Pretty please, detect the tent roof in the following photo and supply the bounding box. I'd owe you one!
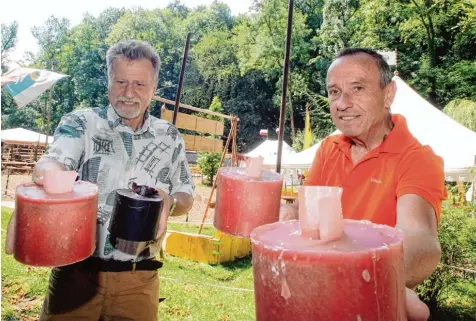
[1,128,54,145]
[391,76,476,180]
[245,139,297,166]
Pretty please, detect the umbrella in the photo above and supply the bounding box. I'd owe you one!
[1,67,68,107]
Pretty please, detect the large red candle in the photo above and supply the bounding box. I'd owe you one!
[214,167,283,238]
[14,181,99,267]
[250,220,406,321]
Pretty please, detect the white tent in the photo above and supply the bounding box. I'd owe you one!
[280,77,476,182]
[284,141,322,168]
[391,77,476,181]
[245,139,297,167]
[1,128,54,145]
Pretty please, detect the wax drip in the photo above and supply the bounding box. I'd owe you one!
[372,251,381,320]
[281,278,291,300]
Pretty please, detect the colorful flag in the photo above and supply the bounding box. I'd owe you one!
[1,68,68,107]
[303,103,313,150]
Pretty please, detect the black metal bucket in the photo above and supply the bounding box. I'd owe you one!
[108,189,164,255]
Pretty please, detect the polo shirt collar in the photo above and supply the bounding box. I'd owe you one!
[106,105,156,136]
[331,114,416,154]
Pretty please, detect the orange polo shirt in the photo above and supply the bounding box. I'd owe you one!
[305,114,447,227]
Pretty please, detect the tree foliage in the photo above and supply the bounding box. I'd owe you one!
[1,0,474,151]
[443,99,476,132]
[197,152,221,185]
[1,21,19,72]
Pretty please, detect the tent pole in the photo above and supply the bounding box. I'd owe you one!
[172,32,191,125]
[276,0,294,173]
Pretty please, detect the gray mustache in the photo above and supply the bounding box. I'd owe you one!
[117,97,140,103]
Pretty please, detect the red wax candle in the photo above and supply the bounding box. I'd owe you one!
[251,220,406,321]
[14,181,99,267]
[214,167,283,238]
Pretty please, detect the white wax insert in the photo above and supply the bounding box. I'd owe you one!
[298,186,343,242]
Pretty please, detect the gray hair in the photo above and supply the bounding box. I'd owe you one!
[106,40,161,87]
[335,48,392,88]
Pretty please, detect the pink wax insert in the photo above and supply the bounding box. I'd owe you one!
[251,220,406,321]
[245,156,264,178]
[214,167,283,238]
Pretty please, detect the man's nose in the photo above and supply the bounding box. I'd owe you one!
[336,91,352,111]
[124,83,135,98]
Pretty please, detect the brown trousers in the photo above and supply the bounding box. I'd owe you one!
[39,263,159,321]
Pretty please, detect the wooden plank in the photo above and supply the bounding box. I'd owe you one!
[183,134,196,150]
[216,121,224,136]
[195,136,223,153]
[153,96,234,120]
[162,108,224,136]
[215,139,224,153]
[196,117,224,136]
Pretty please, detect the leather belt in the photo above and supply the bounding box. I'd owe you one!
[80,256,163,272]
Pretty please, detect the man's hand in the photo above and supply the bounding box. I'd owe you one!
[5,209,17,255]
[406,287,430,321]
[33,158,66,185]
[279,203,299,221]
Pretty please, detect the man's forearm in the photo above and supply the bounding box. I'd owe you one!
[403,231,441,288]
[170,192,194,216]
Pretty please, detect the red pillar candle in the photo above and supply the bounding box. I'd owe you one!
[250,220,406,321]
[14,181,99,267]
[214,166,283,238]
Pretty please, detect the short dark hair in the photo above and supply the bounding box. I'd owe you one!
[335,48,392,88]
[106,40,161,88]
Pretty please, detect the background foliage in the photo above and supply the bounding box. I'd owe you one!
[1,0,475,151]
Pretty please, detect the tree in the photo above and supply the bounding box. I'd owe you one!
[318,0,361,57]
[292,129,320,152]
[225,70,279,151]
[1,21,19,72]
[443,99,476,132]
[207,96,224,121]
[197,152,221,185]
[234,0,311,139]
[2,107,41,131]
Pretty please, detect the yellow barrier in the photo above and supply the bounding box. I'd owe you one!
[165,230,251,264]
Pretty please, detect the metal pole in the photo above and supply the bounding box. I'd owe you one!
[276,0,294,173]
[173,32,191,125]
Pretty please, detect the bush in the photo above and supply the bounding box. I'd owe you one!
[197,152,221,186]
[416,204,476,313]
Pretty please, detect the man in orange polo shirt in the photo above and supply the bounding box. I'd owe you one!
[280,48,446,321]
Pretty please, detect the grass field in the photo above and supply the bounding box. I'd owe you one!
[2,207,475,321]
[1,207,255,321]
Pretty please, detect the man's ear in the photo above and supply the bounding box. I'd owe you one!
[384,80,397,111]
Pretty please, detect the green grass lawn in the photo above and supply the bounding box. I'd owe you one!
[1,207,255,321]
[2,207,475,321]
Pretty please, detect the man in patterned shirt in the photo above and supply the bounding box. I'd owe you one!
[6,40,195,320]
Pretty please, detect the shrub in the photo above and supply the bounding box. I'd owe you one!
[197,152,221,186]
[416,204,476,312]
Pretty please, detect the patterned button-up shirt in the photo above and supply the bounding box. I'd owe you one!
[43,105,195,261]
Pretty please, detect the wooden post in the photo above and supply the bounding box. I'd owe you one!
[5,168,10,195]
[276,0,294,173]
[472,155,476,204]
[173,32,191,125]
[394,48,399,77]
[198,118,237,234]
